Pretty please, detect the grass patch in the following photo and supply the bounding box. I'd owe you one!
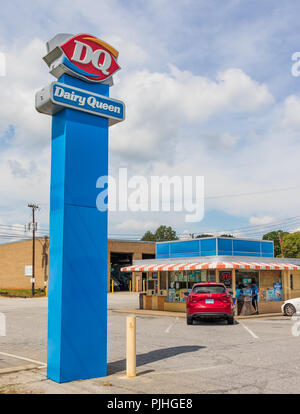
[0,289,46,298]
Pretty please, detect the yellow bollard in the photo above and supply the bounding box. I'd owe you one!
[111,279,114,294]
[143,279,145,293]
[126,316,136,378]
[129,280,132,292]
[136,279,139,293]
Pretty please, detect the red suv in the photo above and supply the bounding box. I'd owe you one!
[186,283,234,325]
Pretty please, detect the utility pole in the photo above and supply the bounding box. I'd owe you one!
[27,204,39,296]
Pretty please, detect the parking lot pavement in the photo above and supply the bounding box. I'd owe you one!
[1,294,300,393]
[108,292,140,310]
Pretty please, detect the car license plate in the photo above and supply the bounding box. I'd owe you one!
[205,299,214,304]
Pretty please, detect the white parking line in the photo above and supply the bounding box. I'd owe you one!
[240,322,259,339]
[0,351,46,367]
[165,317,180,333]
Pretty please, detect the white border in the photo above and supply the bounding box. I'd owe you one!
[50,81,125,122]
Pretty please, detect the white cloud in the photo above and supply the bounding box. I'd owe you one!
[111,66,273,160]
[0,3,299,239]
[0,38,53,234]
[249,216,275,226]
[113,219,159,232]
[105,35,150,70]
[0,38,51,152]
[280,95,300,129]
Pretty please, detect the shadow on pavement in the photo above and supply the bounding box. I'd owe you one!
[193,319,240,326]
[108,345,204,375]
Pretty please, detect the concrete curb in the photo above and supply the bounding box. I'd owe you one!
[113,309,283,320]
[236,312,283,319]
[113,309,186,318]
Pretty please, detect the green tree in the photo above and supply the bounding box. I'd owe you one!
[141,231,156,241]
[262,230,289,257]
[195,234,213,238]
[281,232,300,258]
[220,234,235,238]
[141,225,179,241]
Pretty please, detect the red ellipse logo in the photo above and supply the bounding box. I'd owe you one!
[60,34,120,82]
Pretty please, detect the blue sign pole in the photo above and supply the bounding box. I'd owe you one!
[36,33,124,383]
[47,74,109,382]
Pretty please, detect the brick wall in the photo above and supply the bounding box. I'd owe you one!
[0,238,48,290]
[288,270,300,299]
[0,239,154,291]
[259,270,281,288]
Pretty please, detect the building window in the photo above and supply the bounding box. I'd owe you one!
[290,274,294,290]
[208,270,216,282]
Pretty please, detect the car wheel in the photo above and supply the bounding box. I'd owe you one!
[227,315,234,325]
[187,315,193,325]
[284,303,296,316]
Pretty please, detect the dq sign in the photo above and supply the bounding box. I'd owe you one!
[36,34,125,383]
[36,34,125,124]
[43,33,120,84]
[60,34,120,82]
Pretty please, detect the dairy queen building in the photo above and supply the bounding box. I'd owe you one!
[121,236,300,315]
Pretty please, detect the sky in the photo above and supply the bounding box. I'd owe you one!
[1,0,300,242]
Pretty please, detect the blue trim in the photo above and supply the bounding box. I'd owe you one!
[62,56,100,78]
[156,237,274,259]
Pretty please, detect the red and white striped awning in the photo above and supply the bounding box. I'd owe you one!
[121,262,300,272]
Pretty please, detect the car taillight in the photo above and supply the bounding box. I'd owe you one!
[189,294,199,303]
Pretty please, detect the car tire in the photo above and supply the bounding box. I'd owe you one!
[187,315,193,325]
[284,303,296,316]
[227,315,234,325]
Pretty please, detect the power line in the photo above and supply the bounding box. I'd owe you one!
[205,185,300,200]
[231,220,300,236]
[192,215,300,237]
[0,223,49,233]
[1,212,300,242]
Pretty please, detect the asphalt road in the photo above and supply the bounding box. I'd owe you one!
[0,293,300,393]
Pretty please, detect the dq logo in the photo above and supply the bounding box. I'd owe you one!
[60,34,120,82]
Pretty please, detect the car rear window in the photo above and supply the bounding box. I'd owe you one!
[192,285,226,294]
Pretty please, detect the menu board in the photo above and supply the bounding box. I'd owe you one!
[258,285,282,302]
[273,283,283,301]
[173,271,184,282]
[266,288,275,302]
[168,288,175,302]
